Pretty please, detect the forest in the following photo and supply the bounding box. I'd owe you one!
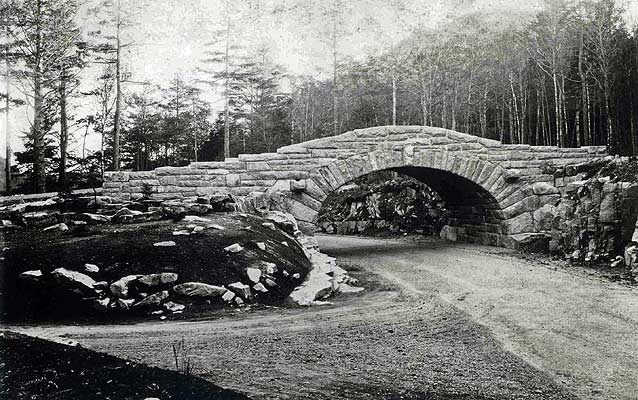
[1,0,638,194]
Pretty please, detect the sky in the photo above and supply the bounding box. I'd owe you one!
[2,0,638,157]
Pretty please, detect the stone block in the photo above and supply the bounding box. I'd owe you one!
[226,174,240,187]
[290,179,307,193]
[246,161,272,171]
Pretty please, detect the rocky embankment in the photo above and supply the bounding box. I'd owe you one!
[317,175,447,236]
[0,193,361,321]
[504,157,638,281]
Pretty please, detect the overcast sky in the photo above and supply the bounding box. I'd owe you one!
[3,0,638,156]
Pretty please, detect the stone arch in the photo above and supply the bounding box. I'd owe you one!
[290,149,511,246]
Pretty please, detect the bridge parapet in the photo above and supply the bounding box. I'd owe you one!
[103,126,608,247]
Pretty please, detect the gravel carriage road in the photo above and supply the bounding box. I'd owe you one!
[9,235,638,400]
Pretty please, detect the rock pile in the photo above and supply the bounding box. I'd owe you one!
[5,189,362,319]
[0,193,239,231]
[516,157,638,282]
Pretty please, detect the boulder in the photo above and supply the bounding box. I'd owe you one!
[117,298,136,309]
[224,243,243,253]
[153,241,176,247]
[110,275,142,298]
[1,219,16,229]
[532,182,560,196]
[208,224,225,230]
[262,222,276,231]
[624,244,638,275]
[264,278,277,288]
[163,301,186,313]
[80,213,111,224]
[187,203,212,214]
[84,263,100,273]
[253,282,268,293]
[288,269,334,306]
[23,212,58,227]
[93,297,110,310]
[134,290,170,308]
[611,256,624,268]
[136,273,179,288]
[439,225,457,241]
[19,270,43,282]
[533,204,557,232]
[631,220,638,243]
[256,242,266,251]
[113,207,142,217]
[182,215,213,223]
[222,290,236,302]
[246,267,261,283]
[173,282,226,298]
[51,268,97,296]
[234,297,244,306]
[228,282,252,299]
[264,211,298,235]
[43,223,69,232]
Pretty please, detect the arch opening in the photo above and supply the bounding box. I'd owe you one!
[315,166,505,245]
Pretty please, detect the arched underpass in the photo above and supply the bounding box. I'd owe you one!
[316,167,503,241]
[392,166,504,242]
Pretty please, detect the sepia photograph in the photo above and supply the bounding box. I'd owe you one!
[1,0,637,399]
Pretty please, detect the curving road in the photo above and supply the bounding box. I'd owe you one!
[9,235,638,400]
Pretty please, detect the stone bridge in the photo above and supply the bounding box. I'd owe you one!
[103,126,608,248]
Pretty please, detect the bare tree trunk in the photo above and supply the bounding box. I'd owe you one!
[392,73,397,126]
[631,96,636,155]
[32,0,46,193]
[223,3,230,158]
[480,86,488,137]
[536,88,541,146]
[4,39,10,193]
[58,70,69,191]
[112,0,122,171]
[552,73,562,147]
[583,85,595,146]
[331,17,338,136]
[578,31,589,147]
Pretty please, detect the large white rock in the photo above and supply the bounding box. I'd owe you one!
[19,270,43,282]
[43,223,69,232]
[136,273,179,288]
[631,219,638,243]
[110,275,142,298]
[51,268,97,295]
[163,301,186,313]
[134,290,170,308]
[246,267,262,283]
[288,269,333,306]
[84,263,100,273]
[224,243,243,253]
[439,225,457,241]
[253,282,268,293]
[222,290,236,302]
[153,241,176,247]
[183,215,212,223]
[173,282,226,298]
[228,282,252,299]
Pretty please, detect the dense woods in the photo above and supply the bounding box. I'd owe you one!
[1,0,638,194]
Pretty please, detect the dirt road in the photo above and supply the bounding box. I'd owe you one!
[9,236,638,400]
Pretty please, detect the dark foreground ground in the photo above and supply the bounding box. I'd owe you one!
[0,331,248,400]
